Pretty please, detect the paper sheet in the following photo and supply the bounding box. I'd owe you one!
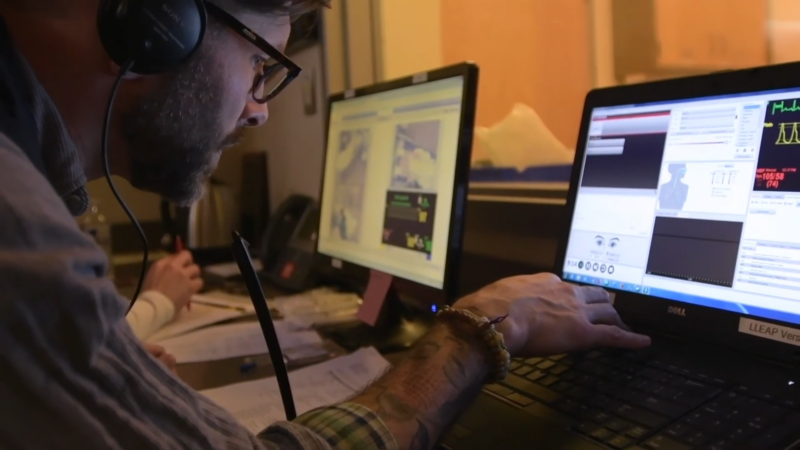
[157,321,323,363]
[191,291,257,311]
[146,303,255,343]
[201,347,391,433]
[273,289,361,329]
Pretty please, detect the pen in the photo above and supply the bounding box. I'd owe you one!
[175,235,191,311]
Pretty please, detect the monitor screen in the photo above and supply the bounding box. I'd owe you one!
[562,88,800,326]
[317,76,465,289]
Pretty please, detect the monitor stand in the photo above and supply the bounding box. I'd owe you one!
[316,286,433,354]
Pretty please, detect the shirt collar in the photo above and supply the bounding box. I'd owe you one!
[14,48,89,216]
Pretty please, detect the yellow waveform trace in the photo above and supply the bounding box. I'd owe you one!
[776,122,800,145]
[765,122,774,128]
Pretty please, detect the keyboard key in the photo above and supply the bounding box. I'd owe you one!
[573,421,599,435]
[605,418,634,433]
[672,378,719,400]
[553,399,581,415]
[703,439,733,450]
[525,357,543,365]
[724,424,758,441]
[587,411,613,425]
[683,430,711,446]
[513,366,533,376]
[484,384,513,397]
[510,361,522,371]
[619,391,685,418]
[550,364,569,375]
[505,392,535,407]
[525,371,546,382]
[502,374,562,404]
[589,427,615,441]
[747,415,800,449]
[643,435,691,450]
[626,426,650,439]
[550,354,567,361]
[607,435,634,449]
[560,370,579,381]
[539,376,559,387]
[664,423,692,439]
[614,404,668,428]
[550,381,574,393]
[537,360,556,370]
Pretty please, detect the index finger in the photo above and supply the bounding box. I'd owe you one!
[591,324,651,349]
[576,285,611,304]
[172,250,194,267]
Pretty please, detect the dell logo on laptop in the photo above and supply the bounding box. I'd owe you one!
[668,306,687,317]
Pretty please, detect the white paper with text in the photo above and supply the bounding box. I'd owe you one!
[157,321,322,363]
[200,347,391,433]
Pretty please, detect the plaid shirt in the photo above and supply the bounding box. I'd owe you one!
[0,19,396,450]
[262,403,396,449]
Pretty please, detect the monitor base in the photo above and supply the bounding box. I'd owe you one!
[318,316,432,354]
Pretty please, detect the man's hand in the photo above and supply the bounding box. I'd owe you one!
[351,273,650,449]
[455,273,650,356]
[144,343,177,374]
[142,251,203,312]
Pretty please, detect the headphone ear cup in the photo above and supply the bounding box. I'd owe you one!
[97,0,207,75]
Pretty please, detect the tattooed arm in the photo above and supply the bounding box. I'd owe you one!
[350,273,651,450]
[349,320,489,450]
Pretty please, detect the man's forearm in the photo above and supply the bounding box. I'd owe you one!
[350,322,490,450]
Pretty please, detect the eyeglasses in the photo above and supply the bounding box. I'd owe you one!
[205,2,302,104]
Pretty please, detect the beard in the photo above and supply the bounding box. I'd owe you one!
[121,49,245,206]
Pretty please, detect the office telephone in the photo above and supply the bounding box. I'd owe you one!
[261,194,319,292]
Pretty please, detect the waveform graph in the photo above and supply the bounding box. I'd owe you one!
[771,99,800,115]
[775,122,800,145]
[756,97,800,192]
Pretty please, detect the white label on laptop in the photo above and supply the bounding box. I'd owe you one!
[739,318,800,347]
[331,258,343,269]
[412,72,428,84]
[344,89,355,99]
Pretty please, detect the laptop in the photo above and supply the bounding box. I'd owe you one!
[442,63,800,450]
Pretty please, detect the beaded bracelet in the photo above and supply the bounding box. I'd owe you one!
[436,305,512,383]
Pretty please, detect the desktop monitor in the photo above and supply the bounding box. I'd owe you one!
[315,63,478,349]
[558,75,800,347]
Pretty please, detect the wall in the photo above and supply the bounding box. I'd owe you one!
[769,0,800,63]
[440,0,593,150]
[376,0,443,80]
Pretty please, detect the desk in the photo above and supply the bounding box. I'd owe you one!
[120,281,405,393]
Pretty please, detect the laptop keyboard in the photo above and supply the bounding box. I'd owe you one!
[486,349,800,449]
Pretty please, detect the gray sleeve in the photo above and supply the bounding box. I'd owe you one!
[0,138,280,449]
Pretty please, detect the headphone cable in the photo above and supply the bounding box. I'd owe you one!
[102,59,149,314]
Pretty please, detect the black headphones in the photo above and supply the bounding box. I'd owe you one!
[97,0,208,75]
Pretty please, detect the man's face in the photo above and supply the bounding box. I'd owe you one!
[121,13,291,205]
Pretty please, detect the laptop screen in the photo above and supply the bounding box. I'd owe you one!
[562,88,800,326]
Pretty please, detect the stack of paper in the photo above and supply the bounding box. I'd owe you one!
[156,321,323,363]
[201,347,391,433]
[146,302,255,343]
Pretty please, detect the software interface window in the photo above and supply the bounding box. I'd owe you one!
[564,91,800,324]
[318,77,465,289]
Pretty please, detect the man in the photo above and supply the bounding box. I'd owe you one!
[0,1,651,449]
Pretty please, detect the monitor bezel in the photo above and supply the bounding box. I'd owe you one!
[555,61,800,365]
[314,62,479,306]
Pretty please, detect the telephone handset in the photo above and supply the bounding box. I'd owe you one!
[261,194,319,292]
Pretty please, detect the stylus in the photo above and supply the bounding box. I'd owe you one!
[230,231,297,420]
